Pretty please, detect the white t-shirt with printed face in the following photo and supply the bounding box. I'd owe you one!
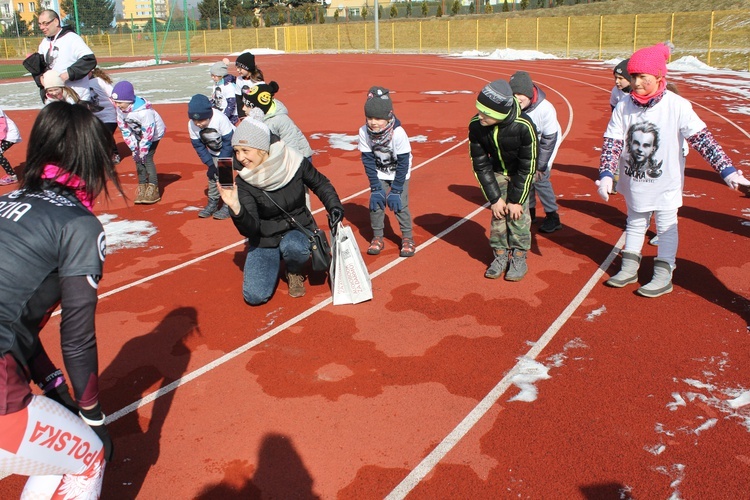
[358,125,412,182]
[604,91,705,212]
[38,31,94,101]
[188,109,236,157]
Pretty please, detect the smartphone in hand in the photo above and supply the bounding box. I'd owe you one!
[217,158,235,188]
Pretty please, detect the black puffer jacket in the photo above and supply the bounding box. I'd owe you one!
[232,155,342,248]
[469,100,538,205]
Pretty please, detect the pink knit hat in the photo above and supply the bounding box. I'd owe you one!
[627,43,671,78]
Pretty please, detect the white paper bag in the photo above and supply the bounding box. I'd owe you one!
[331,223,373,305]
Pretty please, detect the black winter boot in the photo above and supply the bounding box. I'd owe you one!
[539,211,562,233]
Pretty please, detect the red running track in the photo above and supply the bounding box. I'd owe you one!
[1,54,749,499]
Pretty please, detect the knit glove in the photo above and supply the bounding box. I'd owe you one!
[386,189,402,212]
[596,177,613,202]
[370,189,386,211]
[80,403,114,462]
[723,170,750,192]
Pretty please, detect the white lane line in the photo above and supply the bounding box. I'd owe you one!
[106,203,489,425]
[47,139,469,319]
[385,231,626,500]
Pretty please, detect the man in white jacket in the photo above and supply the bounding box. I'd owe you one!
[510,71,563,233]
[36,9,96,102]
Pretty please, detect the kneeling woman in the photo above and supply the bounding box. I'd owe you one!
[219,119,344,304]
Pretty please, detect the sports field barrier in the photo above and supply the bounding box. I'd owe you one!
[2,9,748,72]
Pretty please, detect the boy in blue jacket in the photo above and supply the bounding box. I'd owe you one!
[188,94,236,219]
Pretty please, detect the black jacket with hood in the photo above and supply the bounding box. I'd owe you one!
[468,99,538,205]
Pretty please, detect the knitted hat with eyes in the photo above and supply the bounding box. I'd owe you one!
[364,86,394,120]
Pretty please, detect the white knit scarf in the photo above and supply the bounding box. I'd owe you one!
[237,141,301,191]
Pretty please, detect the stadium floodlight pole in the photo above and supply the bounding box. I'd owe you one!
[150,0,160,64]
[184,0,191,63]
[374,0,379,51]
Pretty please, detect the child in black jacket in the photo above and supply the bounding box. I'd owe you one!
[469,79,538,282]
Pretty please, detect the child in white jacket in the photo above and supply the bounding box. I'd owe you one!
[111,80,166,204]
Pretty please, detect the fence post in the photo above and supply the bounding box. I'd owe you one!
[203,31,207,55]
[178,31,182,56]
[566,17,570,58]
[476,19,479,51]
[598,15,603,60]
[3,39,7,60]
[633,14,638,53]
[392,22,395,54]
[669,12,675,59]
[365,23,367,53]
[229,28,233,53]
[274,27,278,51]
[130,33,135,56]
[256,28,259,49]
[419,21,422,54]
[505,18,509,49]
[535,18,539,52]
[707,11,715,66]
[447,20,450,54]
[337,24,340,53]
[310,25,314,53]
[108,34,112,57]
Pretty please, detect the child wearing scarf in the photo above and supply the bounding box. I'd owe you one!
[358,86,415,257]
[596,42,750,298]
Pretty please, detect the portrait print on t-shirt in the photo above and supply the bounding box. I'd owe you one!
[625,121,663,180]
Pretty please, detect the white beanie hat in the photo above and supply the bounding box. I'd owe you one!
[43,70,65,89]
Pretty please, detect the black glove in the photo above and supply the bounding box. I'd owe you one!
[45,382,79,415]
[328,206,344,229]
[80,403,114,462]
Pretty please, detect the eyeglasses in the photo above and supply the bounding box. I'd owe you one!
[39,19,56,27]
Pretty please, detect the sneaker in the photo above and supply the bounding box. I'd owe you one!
[367,236,384,255]
[399,237,416,257]
[287,272,306,298]
[213,204,231,220]
[484,249,509,279]
[198,199,219,218]
[0,174,18,186]
[539,212,562,233]
[505,249,528,281]
[648,235,659,246]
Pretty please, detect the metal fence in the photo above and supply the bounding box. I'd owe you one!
[2,9,748,75]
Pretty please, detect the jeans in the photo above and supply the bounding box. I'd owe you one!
[242,229,311,305]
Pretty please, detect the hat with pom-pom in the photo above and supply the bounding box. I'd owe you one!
[241,82,278,115]
[628,43,671,78]
[111,81,135,102]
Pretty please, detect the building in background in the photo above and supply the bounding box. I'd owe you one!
[1,0,61,34]
[121,0,170,29]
